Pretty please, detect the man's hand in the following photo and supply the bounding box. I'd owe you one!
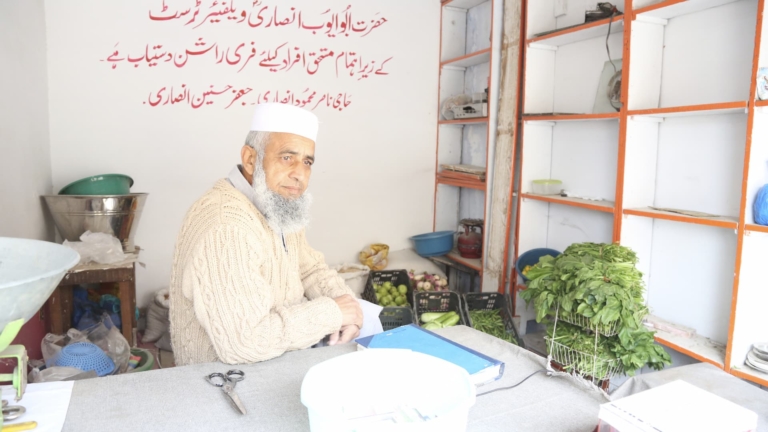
[333,294,363,328]
[328,324,361,346]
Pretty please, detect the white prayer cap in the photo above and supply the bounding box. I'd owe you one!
[249,103,319,142]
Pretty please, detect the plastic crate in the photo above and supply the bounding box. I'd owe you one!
[412,291,466,327]
[362,269,414,331]
[463,292,524,348]
[378,308,414,331]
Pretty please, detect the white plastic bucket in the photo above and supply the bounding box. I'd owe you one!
[301,348,476,432]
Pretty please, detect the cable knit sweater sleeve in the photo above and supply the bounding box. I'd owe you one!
[297,230,354,300]
[192,224,342,364]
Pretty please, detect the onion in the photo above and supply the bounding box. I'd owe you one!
[423,281,433,291]
[417,281,425,289]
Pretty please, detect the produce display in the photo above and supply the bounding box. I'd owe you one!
[520,242,671,377]
[372,281,409,307]
[408,270,449,292]
[468,310,518,345]
[420,311,461,330]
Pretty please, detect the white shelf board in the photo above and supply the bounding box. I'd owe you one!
[442,0,490,10]
[446,250,482,272]
[636,0,743,20]
[529,16,624,47]
[628,102,748,119]
[623,207,739,229]
[522,113,621,122]
[521,193,615,213]
[442,49,491,68]
[653,325,726,368]
[732,363,768,386]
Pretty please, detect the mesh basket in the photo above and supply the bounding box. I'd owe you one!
[54,342,116,376]
[545,338,624,382]
[412,291,466,327]
[463,292,523,347]
[559,313,619,336]
[362,269,414,331]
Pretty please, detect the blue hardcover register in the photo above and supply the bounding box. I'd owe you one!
[355,324,505,386]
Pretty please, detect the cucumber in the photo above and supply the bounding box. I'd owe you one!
[420,312,447,323]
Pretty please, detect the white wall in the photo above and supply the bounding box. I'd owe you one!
[0,0,53,241]
[44,0,440,305]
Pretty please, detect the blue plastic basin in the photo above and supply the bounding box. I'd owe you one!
[410,231,454,257]
[516,248,561,282]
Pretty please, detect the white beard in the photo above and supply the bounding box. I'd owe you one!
[250,159,312,234]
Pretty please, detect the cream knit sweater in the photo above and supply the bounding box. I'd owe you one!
[169,179,353,365]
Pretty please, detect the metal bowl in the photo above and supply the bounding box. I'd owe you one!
[42,194,148,253]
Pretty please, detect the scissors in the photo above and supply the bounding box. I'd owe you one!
[2,399,26,421]
[205,369,247,415]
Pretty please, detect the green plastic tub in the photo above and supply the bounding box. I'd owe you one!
[59,174,134,195]
[128,348,155,373]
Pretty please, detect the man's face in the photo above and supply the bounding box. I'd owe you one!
[262,132,315,199]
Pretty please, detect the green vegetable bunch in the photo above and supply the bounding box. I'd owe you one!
[468,309,519,345]
[521,242,671,377]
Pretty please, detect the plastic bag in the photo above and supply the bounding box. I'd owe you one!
[63,231,126,265]
[42,313,131,374]
[359,244,389,271]
[143,288,170,343]
[28,366,85,383]
[754,184,768,225]
[332,264,370,298]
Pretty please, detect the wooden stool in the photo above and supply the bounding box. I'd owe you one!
[46,262,137,346]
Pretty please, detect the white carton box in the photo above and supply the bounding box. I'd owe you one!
[597,380,758,432]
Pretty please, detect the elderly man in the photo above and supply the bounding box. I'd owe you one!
[169,103,365,366]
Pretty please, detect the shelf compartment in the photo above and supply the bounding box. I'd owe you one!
[522,113,620,122]
[442,0,489,10]
[528,15,624,47]
[438,118,489,126]
[436,175,486,191]
[441,48,492,68]
[634,0,743,20]
[623,207,739,229]
[446,250,482,273]
[628,101,748,118]
[745,223,768,233]
[654,327,726,368]
[521,193,615,213]
[730,365,768,387]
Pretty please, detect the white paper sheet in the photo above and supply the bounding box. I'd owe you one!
[2,381,74,432]
[357,298,384,339]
